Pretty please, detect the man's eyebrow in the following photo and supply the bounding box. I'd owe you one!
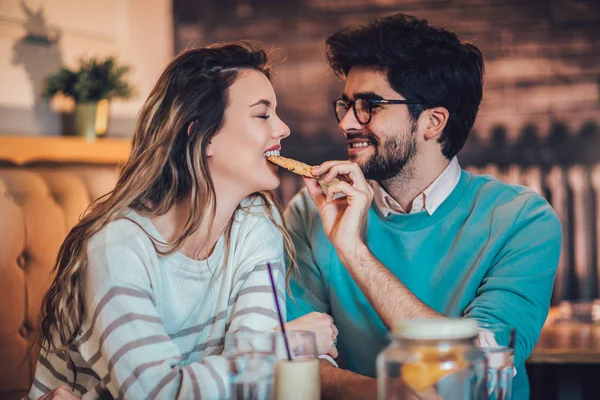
[354,91,384,101]
[341,92,384,102]
[250,99,271,107]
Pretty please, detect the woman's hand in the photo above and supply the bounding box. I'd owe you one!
[39,387,81,400]
[283,311,339,358]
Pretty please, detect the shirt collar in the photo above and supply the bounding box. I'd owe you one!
[370,157,461,217]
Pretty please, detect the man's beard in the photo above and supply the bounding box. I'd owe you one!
[356,125,418,181]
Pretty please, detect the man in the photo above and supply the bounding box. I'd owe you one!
[285,13,561,399]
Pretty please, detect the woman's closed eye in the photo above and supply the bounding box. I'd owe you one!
[257,114,270,120]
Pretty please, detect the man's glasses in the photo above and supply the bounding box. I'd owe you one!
[332,98,422,125]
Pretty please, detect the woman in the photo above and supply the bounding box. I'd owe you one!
[29,42,337,399]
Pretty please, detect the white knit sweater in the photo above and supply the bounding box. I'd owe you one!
[28,196,285,399]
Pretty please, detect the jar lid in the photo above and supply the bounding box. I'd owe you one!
[393,319,478,340]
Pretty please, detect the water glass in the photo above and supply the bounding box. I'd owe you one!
[477,324,515,400]
[224,331,278,400]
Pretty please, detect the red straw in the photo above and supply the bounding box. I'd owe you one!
[267,262,292,361]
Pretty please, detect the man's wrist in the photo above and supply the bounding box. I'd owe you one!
[337,241,370,268]
[319,360,377,400]
[319,359,339,399]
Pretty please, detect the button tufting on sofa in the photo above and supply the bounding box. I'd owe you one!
[18,324,29,339]
[0,164,120,399]
[16,253,27,270]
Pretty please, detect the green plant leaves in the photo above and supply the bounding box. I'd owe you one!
[43,56,134,102]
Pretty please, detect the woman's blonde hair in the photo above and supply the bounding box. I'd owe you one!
[39,41,296,365]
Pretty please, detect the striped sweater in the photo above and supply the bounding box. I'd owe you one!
[29,197,286,399]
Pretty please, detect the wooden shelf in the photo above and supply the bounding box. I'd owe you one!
[0,135,131,165]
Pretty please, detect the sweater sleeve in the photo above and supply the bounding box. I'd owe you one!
[227,207,286,334]
[78,234,230,400]
[284,190,331,321]
[464,193,562,366]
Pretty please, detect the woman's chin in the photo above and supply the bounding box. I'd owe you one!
[261,164,281,190]
[261,175,281,192]
[246,173,280,194]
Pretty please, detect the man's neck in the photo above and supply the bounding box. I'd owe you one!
[381,155,451,212]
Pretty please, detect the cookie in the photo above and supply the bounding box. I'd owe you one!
[267,155,315,178]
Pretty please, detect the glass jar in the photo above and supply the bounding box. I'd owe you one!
[377,319,487,400]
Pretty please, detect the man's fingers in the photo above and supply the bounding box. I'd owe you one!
[326,180,369,204]
[320,163,370,193]
[311,160,352,177]
[303,177,327,206]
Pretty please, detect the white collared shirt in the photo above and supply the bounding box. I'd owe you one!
[370,157,461,217]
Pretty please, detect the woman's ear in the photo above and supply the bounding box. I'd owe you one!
[206,142,214,157]
[423,107,449,141]
[188,120,214,157]
[187,120,196,137]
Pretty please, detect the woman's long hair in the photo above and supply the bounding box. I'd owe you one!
[39,41,296,360]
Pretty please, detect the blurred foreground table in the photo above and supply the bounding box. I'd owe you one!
[527,317,600,400]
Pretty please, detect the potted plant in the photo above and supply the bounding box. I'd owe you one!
[43,56,134,140]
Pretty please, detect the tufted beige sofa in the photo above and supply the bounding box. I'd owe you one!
[0,164,120,399]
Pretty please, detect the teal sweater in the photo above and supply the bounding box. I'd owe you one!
[285,170,561,399]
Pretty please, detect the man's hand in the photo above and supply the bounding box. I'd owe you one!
[304,161,373,260]
[304,161,441,329]
[39,387,80,400]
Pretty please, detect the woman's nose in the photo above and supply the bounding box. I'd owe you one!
[275,117,291,139]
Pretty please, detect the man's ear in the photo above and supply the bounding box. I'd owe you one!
[423,107,449,141]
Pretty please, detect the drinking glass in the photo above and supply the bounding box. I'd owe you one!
[224,331,278,400]
[274,331,320,400]
[477,324,516,400]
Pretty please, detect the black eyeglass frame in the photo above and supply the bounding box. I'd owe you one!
[332,98,423,124]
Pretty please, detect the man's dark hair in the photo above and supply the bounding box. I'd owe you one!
[326,13,484,159]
